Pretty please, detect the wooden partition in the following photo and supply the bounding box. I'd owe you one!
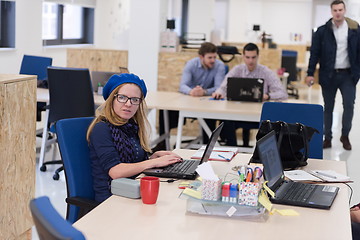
[0,74,36,240]
[67,48,128,72]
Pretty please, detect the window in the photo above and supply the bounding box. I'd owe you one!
[0,1,15,48]
[42,2,94,46]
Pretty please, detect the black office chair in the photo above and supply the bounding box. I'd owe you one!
[39,67,95,180]
[29,196,86,240]
[281,50,300,99]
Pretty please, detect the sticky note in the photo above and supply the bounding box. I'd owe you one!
[258,189,273,211]
[275,209,299,216]
[263,181,275,198]
[182,188,202,199]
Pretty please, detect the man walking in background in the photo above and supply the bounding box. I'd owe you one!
[306,0,360,150]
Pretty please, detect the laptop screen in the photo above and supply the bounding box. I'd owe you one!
[200,122,224,163]
[257,131,284,188]
[227,77,264,102]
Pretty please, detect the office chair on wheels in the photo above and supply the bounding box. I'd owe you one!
[19,54,53,123]
[39,67,95,180]
[29,196,86,240]
[281,50,300,99]
[56,117,99,223]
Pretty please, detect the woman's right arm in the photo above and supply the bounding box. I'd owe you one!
[108,154,182,179]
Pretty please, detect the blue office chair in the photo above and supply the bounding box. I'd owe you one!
[39,67,95,180]
[56,117,99,223]
[19,55,53,122]
[29,196,86,240]
[260,102,323,159]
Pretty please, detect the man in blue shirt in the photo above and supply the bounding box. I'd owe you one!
[179,42,226,96]
[155,42,226,151]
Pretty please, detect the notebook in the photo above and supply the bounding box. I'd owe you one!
[257,131,339,209]
[227,77,264,102]
[143,122,224,180]
[90,71,119,91]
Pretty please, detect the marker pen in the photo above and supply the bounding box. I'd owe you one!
[229,183,238,203]
[222,183,230,202]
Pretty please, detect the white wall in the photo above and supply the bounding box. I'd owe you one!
[187,0,215,41]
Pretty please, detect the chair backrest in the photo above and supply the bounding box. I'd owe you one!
[29,196,86,240]
[260,102,323,159]
[56,117,95,223]
[47,67,95,123]
[19,55,53,80]
[281,50,297,82]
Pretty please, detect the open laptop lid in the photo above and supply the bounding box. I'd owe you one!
[227,77,264,102]
[199,122,224,163]
[256,130,284,191]
[90,71,119,91]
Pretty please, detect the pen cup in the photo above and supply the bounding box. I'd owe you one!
[201,178,222,201]
[238,182,261,206]
[140,176,160,204]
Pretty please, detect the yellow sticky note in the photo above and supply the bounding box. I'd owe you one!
[275,209,299,216]
[258,189,273,211]
[182,188,202,199]
[263,181,275,198]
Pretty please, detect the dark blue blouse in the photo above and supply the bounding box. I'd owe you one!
[89,121,147,202]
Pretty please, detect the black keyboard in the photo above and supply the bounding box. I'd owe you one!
[281,182,316,203]
[162,160,195,174]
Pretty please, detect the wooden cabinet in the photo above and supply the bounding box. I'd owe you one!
[67,48,128,72]
[0,74,36,240]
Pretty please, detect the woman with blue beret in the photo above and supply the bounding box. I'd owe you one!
[87,73,182,202]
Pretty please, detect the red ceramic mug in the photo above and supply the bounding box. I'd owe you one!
[140,176,160,204]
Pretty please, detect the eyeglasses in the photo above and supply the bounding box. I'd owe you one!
[114,94,142,105]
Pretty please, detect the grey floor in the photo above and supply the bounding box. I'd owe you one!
[32,85,360,239]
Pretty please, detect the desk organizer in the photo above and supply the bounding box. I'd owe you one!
[180,192,268,222]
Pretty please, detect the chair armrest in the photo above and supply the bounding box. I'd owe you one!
[66,197,99,210]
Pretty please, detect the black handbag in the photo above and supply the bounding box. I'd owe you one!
[216,46,241,63]
[249,120,319,170]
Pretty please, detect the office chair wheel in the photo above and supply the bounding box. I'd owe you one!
[53,173,60,180]
[40,165,47,172]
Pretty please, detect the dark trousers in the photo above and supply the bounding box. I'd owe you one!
[322,71,356,140]
[159,110,217,144]
[222,120,259,146]
[352,222,360,240]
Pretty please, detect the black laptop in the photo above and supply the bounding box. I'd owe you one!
[143,122,224,180]
[257,131,339,209]
[227,77,264,102]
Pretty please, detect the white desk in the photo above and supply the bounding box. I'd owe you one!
[73,150,351,240]
[172,95,312,149]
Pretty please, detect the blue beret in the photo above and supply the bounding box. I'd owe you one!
[103,73,147,100]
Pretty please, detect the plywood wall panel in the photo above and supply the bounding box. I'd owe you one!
[0,75,36,240]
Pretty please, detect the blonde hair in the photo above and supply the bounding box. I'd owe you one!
[86,83,151,152]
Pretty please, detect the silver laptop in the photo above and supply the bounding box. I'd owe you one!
[257,131,339,209]
[143,122,224,180]
[227,77,264,102]
[90,71,119,91]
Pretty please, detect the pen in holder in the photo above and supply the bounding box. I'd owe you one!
[238,182,261,207]
[201,178,222,201]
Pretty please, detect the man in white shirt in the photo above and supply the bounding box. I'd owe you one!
[306,0,360,150]
[213,43,287,147]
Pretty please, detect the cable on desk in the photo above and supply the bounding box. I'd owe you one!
[343,182,353,206]
[160,179,179,183]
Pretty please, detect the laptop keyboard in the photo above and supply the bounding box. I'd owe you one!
[281,182,316,203]
[162,160,195,174]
